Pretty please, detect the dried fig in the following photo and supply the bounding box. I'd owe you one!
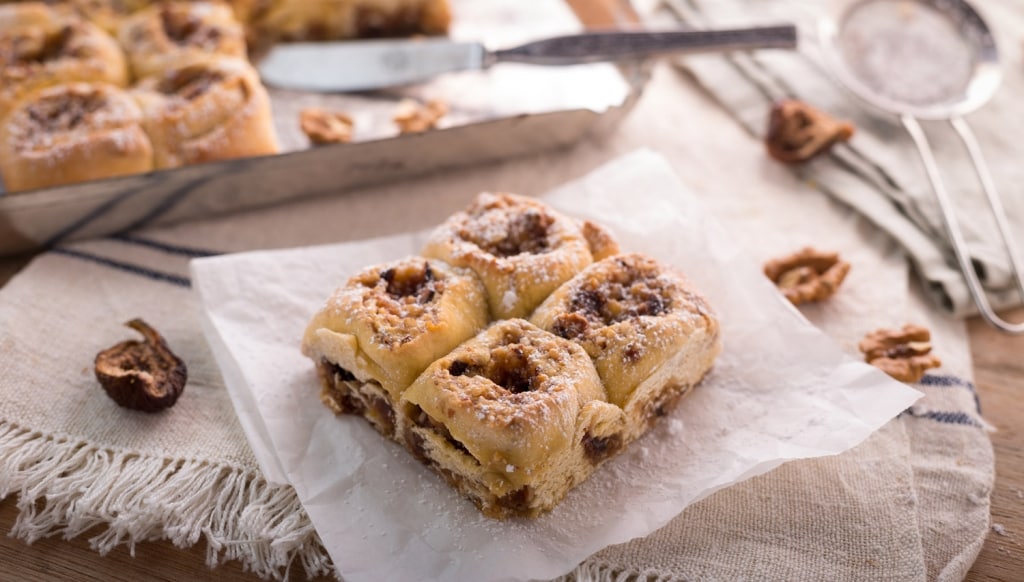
[94,319,187,413]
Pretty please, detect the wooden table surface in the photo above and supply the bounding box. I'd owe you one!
[0,263,1021,582]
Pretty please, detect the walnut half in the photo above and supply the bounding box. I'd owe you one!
[393,98,447,134]
[94,319,188,413]
[300,107,354,145]
[765,99,854,164]
[858,324,941,383]
[763,247,851,305]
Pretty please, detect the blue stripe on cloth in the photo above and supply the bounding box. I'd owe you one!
[919,374,983,415]
[111,234,221,258]
[52,248,190,288]
[902,408,984,428]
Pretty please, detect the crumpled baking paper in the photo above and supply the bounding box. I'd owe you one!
[191,150,922,582]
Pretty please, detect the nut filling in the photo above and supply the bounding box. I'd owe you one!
[458,207,556,258]
[552,256,674,340]
[354,259,448,347]
[319,360,396,438]
[160,65,227,100]
[24,85,108,133]
[859,324,942,384]
[94,319,187,413]
[160,6,222,47]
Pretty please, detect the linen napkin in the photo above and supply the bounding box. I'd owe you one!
[647,0,1024,317]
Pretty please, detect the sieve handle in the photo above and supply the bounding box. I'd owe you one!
[901,115,1024,334]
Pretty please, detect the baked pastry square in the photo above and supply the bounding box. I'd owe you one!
[400,319,626,519]
[531,253,721,440]
[302,257,489,439]
[422,193,595,320]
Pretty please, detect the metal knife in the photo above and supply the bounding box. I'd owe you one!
[258,26,797,92]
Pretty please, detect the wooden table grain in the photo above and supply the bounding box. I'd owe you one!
[0,255,1021,580]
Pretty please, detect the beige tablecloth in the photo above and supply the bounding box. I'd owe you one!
[0,2,999,579]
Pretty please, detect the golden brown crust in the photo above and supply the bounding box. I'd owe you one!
[118,1,247,80]
[580,220,621,261]
[859,324,941,383]
[131,58,278,169]
[763,247,851,305]
[0,4,128,122]
[422,193,595,320]
[530,253,721,436]
[236,0,451,50]
[301,257,489,400]
[0,82,153,193]
[52,0,153,34]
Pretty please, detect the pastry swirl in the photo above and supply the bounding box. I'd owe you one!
[0,3,128,123]
[0,82,153,193]
[422,193,595,320]
[131,58,278,169]
[118,1,247,80]
[531,253,722,437]
[401,319,624,518]
[302,257,489,438]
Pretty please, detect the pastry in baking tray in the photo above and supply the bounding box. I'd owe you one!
[400,318,626,519]
[131,58,279,169]
[0,82,153,193]
[118,1,247,80]
[51,0,153,34]
[302,257,489,439]
[236,0,451,48]
[0,3,128,122]
[421,193,596,320]
[531,253,721,440]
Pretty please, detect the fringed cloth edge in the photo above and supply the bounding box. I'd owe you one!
[0,420,336,580]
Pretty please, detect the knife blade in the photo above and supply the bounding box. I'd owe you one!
[258,26,797,92]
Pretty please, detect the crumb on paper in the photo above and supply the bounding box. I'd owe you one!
[763,247,851,305]
[300,107,355,145]
[394,98,448,134]
[765,99,854,164]
[858,324,941,384]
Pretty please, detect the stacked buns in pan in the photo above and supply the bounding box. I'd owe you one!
[302,194,722,519]
[0,0,452,192]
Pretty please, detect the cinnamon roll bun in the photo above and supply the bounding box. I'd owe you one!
[400,319,625,519]
[236,0,450,50]
[0,82,153,193]
[118,1,247,80]
[302,257,489,439]
[0,4,128,122]
[421,193,595,320]
[531,253,721,439]
[54,0,152,34]
[131,58,278,169]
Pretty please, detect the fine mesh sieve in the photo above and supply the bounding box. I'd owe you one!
[821,0,1024,333]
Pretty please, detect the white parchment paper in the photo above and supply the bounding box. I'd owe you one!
[191,150,922,582]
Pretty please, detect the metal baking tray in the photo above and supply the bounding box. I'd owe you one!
[0,0,646,256]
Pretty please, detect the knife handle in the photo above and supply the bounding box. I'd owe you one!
[490,26,797,66]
